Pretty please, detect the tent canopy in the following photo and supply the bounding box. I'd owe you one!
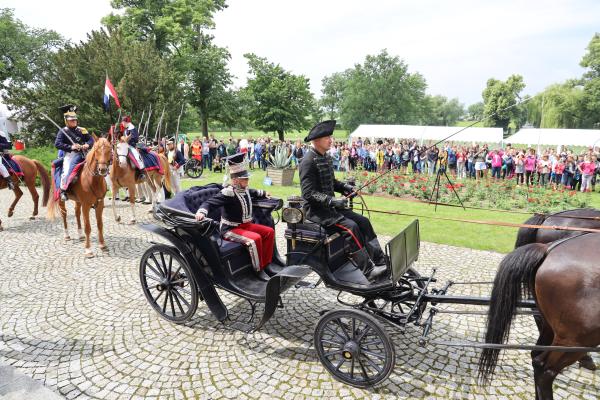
[349,124,503,143]
[505,128,600,147]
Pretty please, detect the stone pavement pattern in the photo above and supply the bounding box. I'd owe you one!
[0,189,598,399]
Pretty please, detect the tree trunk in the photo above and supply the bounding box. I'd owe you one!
[277,129,284,142]
[202,118,208,137]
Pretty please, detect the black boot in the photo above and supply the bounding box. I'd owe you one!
[4,177,14,191]
[349,247,388,282]
[363,260,389,282]
[138,171,146,180]
[60,190,68,202]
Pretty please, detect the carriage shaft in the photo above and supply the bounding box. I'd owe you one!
[423,294,536,308]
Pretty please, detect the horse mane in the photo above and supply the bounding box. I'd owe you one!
[85,137,109,165]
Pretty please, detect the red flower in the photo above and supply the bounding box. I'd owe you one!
[421,186,427,191]
[527,198,536,203]
[409,179,416,183]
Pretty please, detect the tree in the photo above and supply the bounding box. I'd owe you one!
[102,0,227,54]
[244,54,315,141]
[339,50,428,132]
[4,29,184,145]
[526,82,585,128]
[0,8,64,91]
[580,33,600,128]
[320,72,346,120]
[467,102,484,120]
[186,42,233,136]
[424,95,464,126]
[482,74,526,134]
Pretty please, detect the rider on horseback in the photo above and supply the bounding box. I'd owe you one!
[55,104,93,202]
[120,115,146,180]
[0,130,15,190]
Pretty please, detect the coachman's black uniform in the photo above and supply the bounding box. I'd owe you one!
[299,147,386,264]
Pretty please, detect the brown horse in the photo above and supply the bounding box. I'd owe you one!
[479,234,600,400]
[47,138,111,257]
[109,139,171,224]
[515,208,600,370]
[0,155,51,231]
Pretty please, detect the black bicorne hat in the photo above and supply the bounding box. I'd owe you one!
[304,120,336,142]
[226,152,250,179]
[59,104,78,120]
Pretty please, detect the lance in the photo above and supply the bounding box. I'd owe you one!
[144,104,153,143]
[346,95,536,199]
[154,106,165,143]
[138,108,146,143]
[175,102,185,140]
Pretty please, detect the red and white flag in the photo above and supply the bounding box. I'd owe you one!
[103,76,121,110]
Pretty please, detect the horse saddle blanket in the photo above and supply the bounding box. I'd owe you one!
[134,149,163,174]
[1,154,24,177]
[51,156,85,200]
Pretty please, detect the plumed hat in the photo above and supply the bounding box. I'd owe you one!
[121,115,131,123]
[167,136,175,144]
[226,152,250,179]
[59,104,78,120]
[304,120,336,142]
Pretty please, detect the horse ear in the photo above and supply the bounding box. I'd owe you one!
[92,133,99,142]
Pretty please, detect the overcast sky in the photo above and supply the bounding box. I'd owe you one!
[4,0,599,106]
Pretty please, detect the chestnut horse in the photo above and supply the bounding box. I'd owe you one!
[479,234,600,400]
[110,139,171,224]
[515,208,600,370]
[0,155,50,231]
[47,138,111,257]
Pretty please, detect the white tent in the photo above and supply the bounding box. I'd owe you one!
[349,124,504,144]
[505,128,600,147]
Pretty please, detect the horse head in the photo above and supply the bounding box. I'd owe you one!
[87,137,111,176]
[116,142,130,168]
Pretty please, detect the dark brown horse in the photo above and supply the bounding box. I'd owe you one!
[0,155,51,231]
[515,208,600,370]
[479,234,600,400]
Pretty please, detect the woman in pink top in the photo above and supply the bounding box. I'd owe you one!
[579,156,596,192]
[524,150,536,186]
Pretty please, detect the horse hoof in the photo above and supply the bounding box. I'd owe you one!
[84,250,94,258]
[99,245,109,252]
[64,236,71,241]
[29,216,36,220]
[0,226,3,232]
[116,216,121,223]
[7,211,13,218]
[579,357,597,371]
[129,219,136,225]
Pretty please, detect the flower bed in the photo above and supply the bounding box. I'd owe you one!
[352,171,589,213]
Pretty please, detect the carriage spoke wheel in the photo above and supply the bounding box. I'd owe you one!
[185,160,203,179]
[139,244,198,323]
[314,309,395,388]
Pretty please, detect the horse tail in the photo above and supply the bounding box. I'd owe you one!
[514,213,547,248]
[47,179,59,220]
[161,155,172,193]
[478,242,548,385]
[33,160,51,207]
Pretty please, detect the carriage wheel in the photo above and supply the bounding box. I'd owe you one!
[185,160,203,179]
[405,267,428,317]
[139,244,198,323]
[314,309,395,388]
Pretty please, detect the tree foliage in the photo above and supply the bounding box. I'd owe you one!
[466,102,484,120]
[5,29,184,145]
[244,53,314,141]
[482,74,526,134]
[337,50,428,132]
[320,72,346,120]
[423,95,464,126]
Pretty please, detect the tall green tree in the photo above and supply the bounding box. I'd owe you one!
[244,54,315,141]
[482,74,526,134]
[0,8,64,91]
[526,82,585,128]
[424,95,464,126]
[5,29,184,145]
[320,72,346,120]
[467,102,484,121]
[339,50,428,132]
[580,33,600,128]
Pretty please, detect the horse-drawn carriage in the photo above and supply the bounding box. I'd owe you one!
[138,184,599,394]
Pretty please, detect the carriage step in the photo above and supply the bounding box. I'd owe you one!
[295,279,321,289]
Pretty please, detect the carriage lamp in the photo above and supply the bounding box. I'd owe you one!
[282,207,303,224]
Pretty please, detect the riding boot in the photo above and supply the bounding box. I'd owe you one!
[349,248,388,282]
[60,190,68,202]
[366,238,387,266]
[138,170,146,181]
[4,176,14,191]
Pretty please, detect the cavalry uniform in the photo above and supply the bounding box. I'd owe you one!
[121,116,145,174]
[299,120,387,280]
[167,137,185,193]
[196,153,274,271]
[54,105,93,193]
[0,130,15,190]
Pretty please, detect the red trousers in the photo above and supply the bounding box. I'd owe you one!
[223,223,274,271]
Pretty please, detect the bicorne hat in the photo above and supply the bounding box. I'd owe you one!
[226,152,250,179]
[122,115,131,123]
[59,104,78,120]
[304,120,336,143]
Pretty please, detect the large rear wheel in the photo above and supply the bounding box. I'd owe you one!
[185,159,204,179]
[139,244,198,323]
[314,309,395,388]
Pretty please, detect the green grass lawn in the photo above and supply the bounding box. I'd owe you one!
[180,168,600,253]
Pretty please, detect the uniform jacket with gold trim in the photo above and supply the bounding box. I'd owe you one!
[299,148,346,226]
[196,185,268,232]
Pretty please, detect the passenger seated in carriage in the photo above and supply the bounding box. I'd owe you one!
[194,153,275,272]
[299,120,388,282]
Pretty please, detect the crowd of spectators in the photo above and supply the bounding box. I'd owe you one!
[179,135,600,193]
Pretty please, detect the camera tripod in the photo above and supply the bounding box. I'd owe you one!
[429,165,465,211]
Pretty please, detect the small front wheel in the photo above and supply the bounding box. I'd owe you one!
[139,244,198,323]
[314,309,395,388]
[185,159,204,179]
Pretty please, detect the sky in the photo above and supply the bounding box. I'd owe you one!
[4,0,599,106]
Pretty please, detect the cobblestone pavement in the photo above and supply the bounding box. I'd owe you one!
[0,189,598,399]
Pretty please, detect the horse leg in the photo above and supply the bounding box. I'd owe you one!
[112,183,121,223]
[7,185,23,217]
[128,184,137,224]
[82,203,94,258]
[96,199,107,252]
[74,202,84,240]
[578,354,596,370]
[535,348,587,400]
[59,200,70,240]
[532,317,554,400]
[26,177,39,219]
